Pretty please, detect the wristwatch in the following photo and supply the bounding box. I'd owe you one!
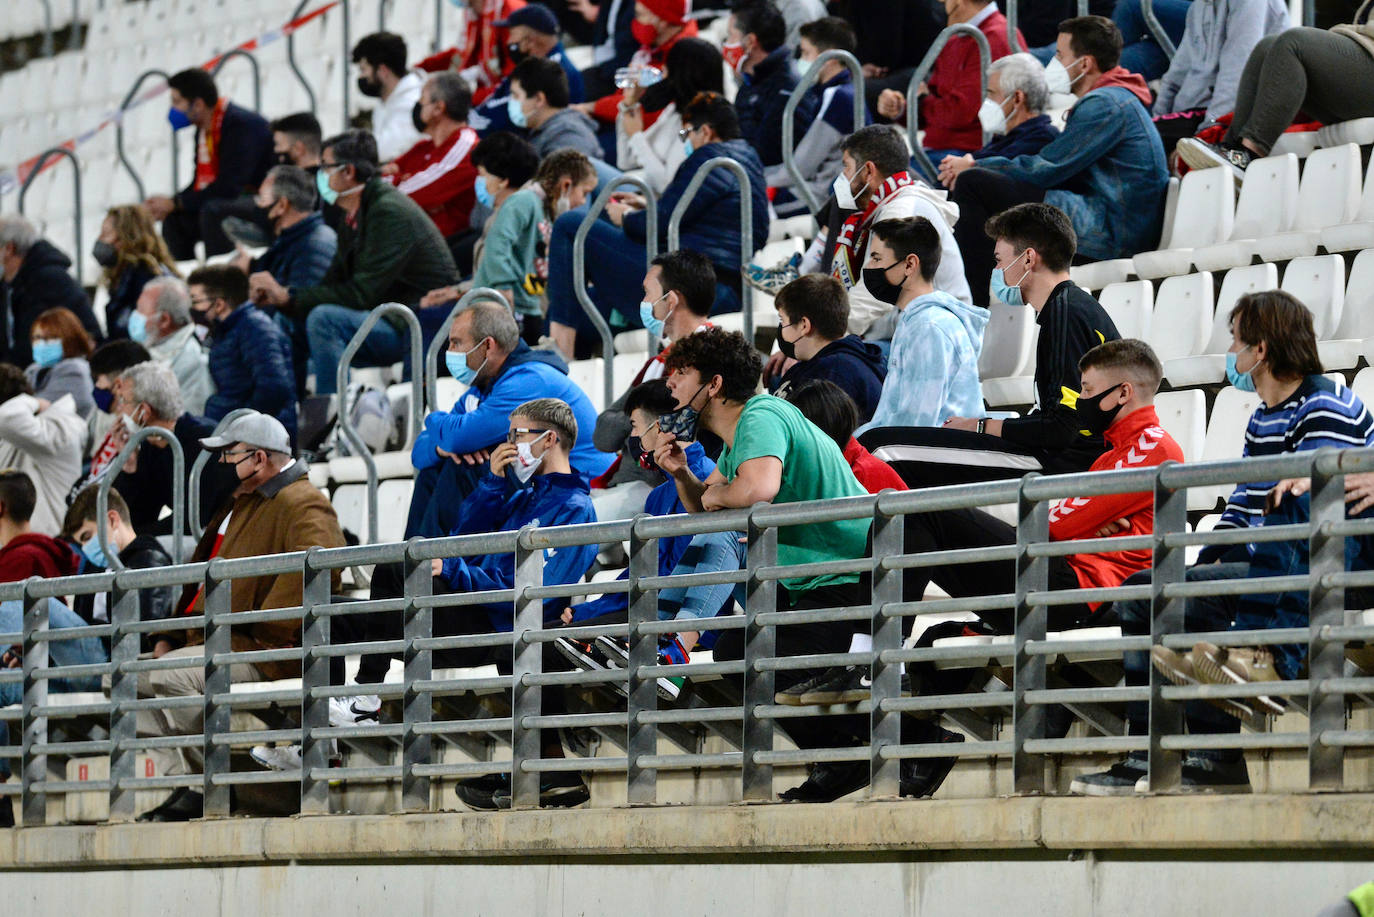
[977,418,987,435]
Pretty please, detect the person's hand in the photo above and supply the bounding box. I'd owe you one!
[489,441,519,476]
[612,191,646,209]
[1093,518,1130,538]
[230,246,252,274]
[560,607,574,625]
[937,153,976,190]
[941,416,980,432]
[620,103,644,136]
[248,270,289,306]
[152,639,172,658]
[761,349,793,381]
[143,195,175,220]
[876,89,906,120]
[420,285,461,309]
[700,482,727,511]
[431,558,444,577]
[1266,477,1311,514]
[653,433,688,478]
[569,0,599,24]
[1347,472,1374,515]
[35,397,51,412]
[459,448,491,465]
[606,201,629,226]
[380,162,400,177]
[1,645,19,668]
[861,63,888,79]
[916,81,929,97]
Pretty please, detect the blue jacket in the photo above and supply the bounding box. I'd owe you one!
[412,340,614,480]
[469,43,586,135]
[734,46,799,168]
[623,138,771,273]
[442,470,598,628]
[204,302,297,437]
[972,113,1060,162]
[975,77,1168,262]
[568,442,715,623]
[772,335,888,424]
[250,212,337,292]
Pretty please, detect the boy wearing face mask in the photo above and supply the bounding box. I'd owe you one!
[508,57,602,159]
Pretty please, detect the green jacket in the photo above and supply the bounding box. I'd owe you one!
[472,187,545,318]
[291,178,457,326]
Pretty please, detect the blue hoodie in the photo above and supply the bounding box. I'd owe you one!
[412,340,614,481]
[442,470,599,629]
[860,290,988,433]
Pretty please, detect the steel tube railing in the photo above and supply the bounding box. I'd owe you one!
[779,49,864,217]
[285,0,319,116]
[17,146,82,285]
[115,69,177,202]
[1141,0,1177,61]
[95,425,186,568]
[665,156,755,342]
[210,48,263,112]
[907,25,992,184]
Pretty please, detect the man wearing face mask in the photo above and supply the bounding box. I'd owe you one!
[582,0,699,127]
[0,215,101,367]
[949,16,1167,304]
[129,277,212,416]
[508,57,602,159]
[143,69,274,261]
[457,4,586,136]
[385,72,480,239]
[935,53,1059,190]
[726,0,798,169]
[351,32,425,162]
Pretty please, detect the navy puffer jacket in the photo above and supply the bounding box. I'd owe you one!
[204,303,297,439]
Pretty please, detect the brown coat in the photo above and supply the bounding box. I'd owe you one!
[178,461,345,680]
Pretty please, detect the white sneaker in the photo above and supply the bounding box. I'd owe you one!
[329,693,381,727]
[250,744,303,771]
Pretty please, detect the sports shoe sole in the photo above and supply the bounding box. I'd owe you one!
[799,684,872,705]
[1134,773,1252,795]
[554,637,607,672]
[494,783,591,809]
[1151,645,1254,719]
[1068,775,1144,797]
[593,635,630,667]
[1177,139,1229,173]
[1192,643,1284,716]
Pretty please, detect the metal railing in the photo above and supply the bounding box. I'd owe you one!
[1005,0,1090,54]
[95,427,187,569]
[666,156,756,343]
[188,409,256,539]
[8,445,1374,822]
[422,287,510,415]
[210,48,262,113]
[779,49,865,218]
[34,0,55,58]
[17,146,82,285]
[285,0,319,116]
[1140,0,1177,61]
[115,68,178,202]
[906,25,992,184]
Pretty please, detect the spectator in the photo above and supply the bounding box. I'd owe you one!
[189,265,296,438]
[0,215,101,366]
[547,92,769,358]
[583,0,701,126]
[766,274,887,424]
[0,364,84,534]
[26,306,96,418]
[267,112,344,234]
[726,0,798,168]
[144,69,274,260]
[137,411,344,822]
[844,0,944,113]
[129,277,212,416]
[427,0,525,102]
[766,17,866,218]
[510,57,602,158]
[860,203,1119,485]
[1176,16,1374,180]
[578,0,639,102]
[803,124,969,338]
[0,470,79,579]
[1150,0,1288,155]
[1112,0,1191,81]
[386,71,481,240]
[615,36,725,195]
[351,32,425,161]
[1074,293,1374,796]
[247,130,458,395]
[239,166,338,395]
[950,16,1168,303]
[466,4,587,135]
[784,379,907,494]
[858,217,986,431]
[935,53,1060,190]
[406,302,613,538]
[93,204,179,340]
[85,339,151,471]
[776,0,827,47]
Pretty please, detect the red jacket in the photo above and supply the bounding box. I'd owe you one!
[844,438,908,495]
[919,10,1022,152]
[416,0,525,92]
[1048,406,1184,602]
[388,126,480,238]
[591,20,699,125]
[0,533,79,583]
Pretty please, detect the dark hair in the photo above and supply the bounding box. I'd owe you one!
[0,363,33,405]
[1228,290,1324,381]
[798,16,858,54]
[351,31,408,77]
[682,92,740,142]
[841,124,910,179]
[774,274,848,341]
[511,56,570,109]
[731,0,787,52]
[983,202,1076,272]
[427,71,473,122]
[1058,15,1122,72]
[31,307,96,359]
[471,132,540,187]
[64,483,132,536]
[269,112,323,156]
[644,37,726,113]
[187,264,249,308]
[322,129,380,182]
[90,340,151,380]
[663,327,763,403]
[784,379,859,451]
[0,469,36,524]
[869,216,942,282]
[624,378,679,417]
[534,150,596,219]
[650,250,717,318]
[1078,338,1163,394]
[168,68,218,106]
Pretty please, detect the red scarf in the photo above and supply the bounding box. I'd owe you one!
[193,98,228,191]
[831,171,916,290]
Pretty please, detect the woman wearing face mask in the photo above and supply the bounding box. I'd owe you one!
[94,205,180,341]
[26,307,96,419]
[616,37,725,195]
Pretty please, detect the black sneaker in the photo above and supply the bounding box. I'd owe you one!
[778,761,870,802]
[799,665,871,705]
[1135,755,1251,794]
[491,771,591,809]
[594,634,630,667]
[1176,138,1252,185]
[1069,755,1148,796]
[899,728,964,798]
[554,636,609,672]
[595,634,687,703]
[456,773,510,810]
[775,668,833,706]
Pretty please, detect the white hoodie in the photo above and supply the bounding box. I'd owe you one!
[0,394,85,535]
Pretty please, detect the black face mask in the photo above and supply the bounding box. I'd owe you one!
[92,240,117,268]
[190,306,214,329]
[411,101,427,134]
[626,434,657,472]
[862,262,905,307]
[1075,383,1124,436]
[507,42,528,66]
[776,323,797,361]
[357,75,383,98]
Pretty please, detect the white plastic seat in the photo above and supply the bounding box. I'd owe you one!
[1186,513,1222,566]
[1161,263,1278,386]
[430,375,468,414]
[1132,168,1234,280]
[1153,389,1205,463]
[1191,386,1262,511]
[331,483,368,541]
[1316,117,1374,148]
[978,301,1036,382]
[1097,280,1153,340]
[1270,131,1319,159]
[1319,155,1374,254]
[614,329,656,355]
[328,451,414,484]
[376,478,414,544]
[568,357,607,412]
[1279,254,1345,340]
[612,351,649,393]
[1319,249,1374,370]
[1191,154,1299,272]
[1352,366,1374,408]
[1146,271,1212,365]
[1251,144,1362,262]
[1069,258,1133,291]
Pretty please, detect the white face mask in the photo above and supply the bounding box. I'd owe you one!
[978,96,1015,135]
[555,193,572,216]
[511,431,551,484]
[832,167,863,210]
[1045,56,1084,95]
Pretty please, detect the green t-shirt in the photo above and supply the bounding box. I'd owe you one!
[717,394,871,595]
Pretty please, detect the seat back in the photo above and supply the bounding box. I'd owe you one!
[1281,254,1345,340]
[1332,249,1374,341]
[1229,154,1299,241]
[1168,167,1235,250]
[1148,272,1213,362]
[1154,389,1205,463]
[1204,263,1280,353]
[1191,386,1262,510]
[1098,281,1153,341]
[977,301,1037,380]
[1292,143,1362,232]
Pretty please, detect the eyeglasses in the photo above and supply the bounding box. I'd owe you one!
[677,126,699,140]
[506,427,551,444]
[221,449,259,459]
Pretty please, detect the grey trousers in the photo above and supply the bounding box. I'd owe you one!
[1225,28,1374,153]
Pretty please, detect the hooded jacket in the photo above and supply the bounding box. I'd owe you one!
[774,334,888,424]
[734,46,799,168]
[975,68,1169,262]
[0,393,85,535]
[204,302,297,439]
[0,239,101,366]
[441,469,598,629]
[1153,0,1289,122]
[860,290,988,432]
[412,340,614,480]
[530,108,603,160]
[0,532,79,583]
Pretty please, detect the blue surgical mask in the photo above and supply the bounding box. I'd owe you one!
[31,339,63,367]
[682,137,695,159]
[639,292,671,338]
[81,535,107,569]
[474,176,494,208]
[445,337,489,385]
[989,249,1030,307]
[167,107,192,131]
[507,95,528,128]
[1226,347,1258,393]
[127,310,149,343]
[316,167,339,206]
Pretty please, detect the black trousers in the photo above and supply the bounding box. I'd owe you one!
[160,194,260,260]
[1152,107,1207,157]
[950,168,1046,306]
[859,426,1047,491]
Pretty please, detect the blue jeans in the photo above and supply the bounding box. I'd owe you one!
[1113,0,1192,82]
[659,530,746,646]
[306,304,411,395]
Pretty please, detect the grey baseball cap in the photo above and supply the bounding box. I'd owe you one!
[199,411,292,454]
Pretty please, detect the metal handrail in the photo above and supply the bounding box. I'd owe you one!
[779,49,864,217]
[17,147,82,286]
[335,304,424,545]
[666,155,756,342]
[423,287,511,415]
[35,0,55,58]
[573,174,658,408]
[341,0,352,139]
[187,408,257,539]
[115,68,177,203]
[95,426,186,569]
[1005,0,1089,54]
[1140,0,1177,60]
[906,24,992,184]
[210,48,263,112]
[285,0,319,116]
